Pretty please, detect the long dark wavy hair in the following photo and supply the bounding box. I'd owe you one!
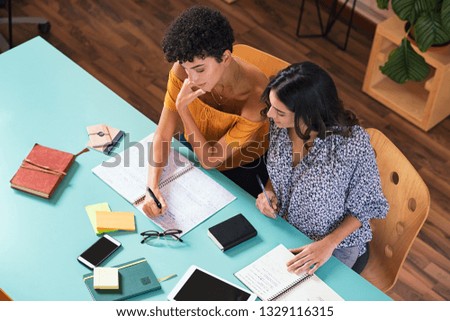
[161,6,234,63]
[261,62,359,141]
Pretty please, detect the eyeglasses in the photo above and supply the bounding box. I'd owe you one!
[140,229,183,244]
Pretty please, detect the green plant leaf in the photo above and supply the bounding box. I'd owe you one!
[377,0,390,10]
[380,38,429,84]
[413,0,438,12]
[442,0,450,35]
[415,11,450,50]
[392,0,417,22]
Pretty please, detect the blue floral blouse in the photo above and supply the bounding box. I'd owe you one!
[267,120,389,256]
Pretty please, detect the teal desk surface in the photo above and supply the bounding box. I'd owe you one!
[0,37,390,301]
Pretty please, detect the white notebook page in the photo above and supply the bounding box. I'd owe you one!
[92,134,236,235]
[235,244,343,301]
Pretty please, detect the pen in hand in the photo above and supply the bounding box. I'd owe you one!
[256,175,272,208]
[147,187,162,209]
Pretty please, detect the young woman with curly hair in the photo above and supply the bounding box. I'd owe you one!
[143,6,270,217]
[256,62,388,274]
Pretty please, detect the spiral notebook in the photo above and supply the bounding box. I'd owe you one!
[234,244,344,301]
[92,134,236,236]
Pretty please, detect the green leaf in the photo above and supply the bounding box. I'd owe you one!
[413,0,437,12]
[377,0,390,10]
[415,11,450,50]
[380,38,429,84]
[442,0,450,35]
[392,0,417,22]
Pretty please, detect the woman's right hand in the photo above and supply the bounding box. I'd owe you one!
[256,190,278,219]
[142,188,167,218]
[176,79,205,113]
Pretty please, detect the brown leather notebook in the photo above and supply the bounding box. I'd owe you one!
[10,144,87,199]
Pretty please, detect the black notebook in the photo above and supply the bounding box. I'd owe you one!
[207,213,257,251]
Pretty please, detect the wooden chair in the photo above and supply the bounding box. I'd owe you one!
[361,128,430,292]
[233,44,289,78]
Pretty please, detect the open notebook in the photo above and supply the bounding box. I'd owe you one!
[92,134,236,236]
[235,244,344,301]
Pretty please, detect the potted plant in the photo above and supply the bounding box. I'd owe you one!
[377,0,450,83]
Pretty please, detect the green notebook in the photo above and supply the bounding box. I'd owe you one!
[82,257,161,301]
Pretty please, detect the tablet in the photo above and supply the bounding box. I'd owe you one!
[167,265,256,301]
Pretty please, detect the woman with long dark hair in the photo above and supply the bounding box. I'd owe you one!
[256,62,388,274]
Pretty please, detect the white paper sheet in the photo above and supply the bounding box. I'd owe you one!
[235,244,344,301]
[92,134,236,236]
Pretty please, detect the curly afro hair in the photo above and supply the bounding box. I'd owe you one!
[161,6,234,63]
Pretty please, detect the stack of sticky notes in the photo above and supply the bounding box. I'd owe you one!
[85,202,135,234]
[85,202,117,234]
[96,211,135,232]
[93,267,119,290]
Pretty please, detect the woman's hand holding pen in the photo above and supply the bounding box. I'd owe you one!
[142,187,167,218]
[256,190,278,219]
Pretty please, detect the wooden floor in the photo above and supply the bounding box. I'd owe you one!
[2,0,448,301]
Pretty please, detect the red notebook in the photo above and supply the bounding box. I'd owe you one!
[10,144,79,199]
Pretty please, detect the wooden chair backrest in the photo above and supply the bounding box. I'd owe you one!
[233,44,289,78]
[361,128,430,292]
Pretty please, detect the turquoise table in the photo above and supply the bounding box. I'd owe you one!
[0,37,390,301]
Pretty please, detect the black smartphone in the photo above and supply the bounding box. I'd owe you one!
[77,234,121,269]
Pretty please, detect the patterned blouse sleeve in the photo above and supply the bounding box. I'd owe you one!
[345,129,389,223]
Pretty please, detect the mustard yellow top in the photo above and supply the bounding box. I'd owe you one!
[164,70,269,170]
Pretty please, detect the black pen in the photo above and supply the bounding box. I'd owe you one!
[256,174,272,207]
[147,187,162,209]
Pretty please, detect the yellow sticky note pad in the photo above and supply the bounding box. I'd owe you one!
[96,211,136,231]
[85,202,117,234]
[93,267,119,290]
